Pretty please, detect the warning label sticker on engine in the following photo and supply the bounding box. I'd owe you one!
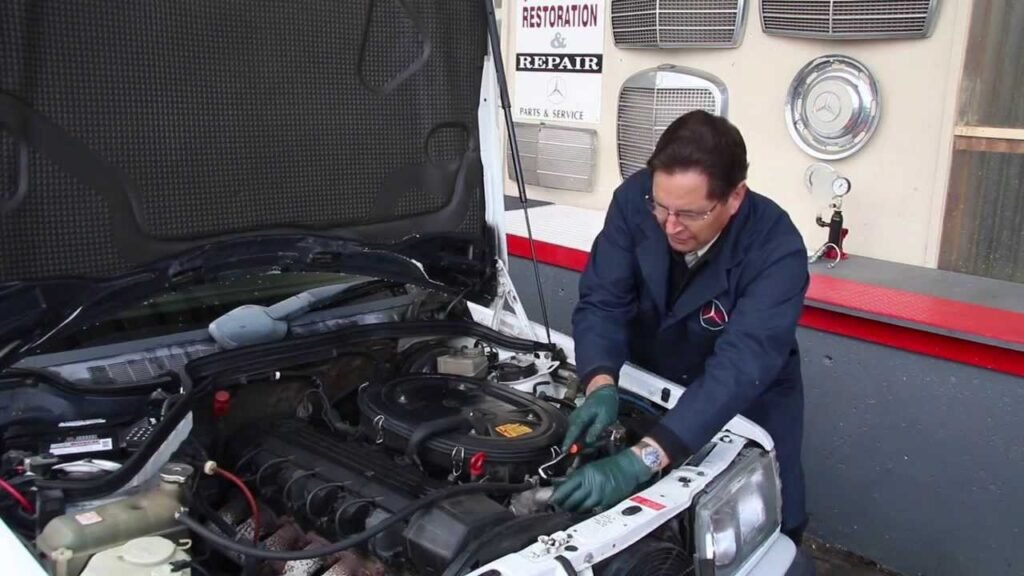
[629,495,666,511]
[49,436,113,456]
[495,423,533,438]
[74,511,103,526]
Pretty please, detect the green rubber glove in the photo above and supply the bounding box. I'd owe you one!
[561,385,619,453]
[550,448,653,512]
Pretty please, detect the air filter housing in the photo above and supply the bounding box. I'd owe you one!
[617,65,728,180]
[760,0,940,40]
[611,0,748,48]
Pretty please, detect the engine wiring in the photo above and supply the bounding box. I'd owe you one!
[0,477,34,514]
[333,497,377,536]
[304,482,348,518]
[175,481,534,561]
[170,560,212,576]
[204,462,259,545]
[274,369,367,435]
[4,321,578,575]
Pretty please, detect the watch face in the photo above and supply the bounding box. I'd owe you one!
[641,446,661,468]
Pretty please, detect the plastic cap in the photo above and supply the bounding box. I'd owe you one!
[469,452,486,478]
[122,537,177,566]
[159,463,194,484]
[213,390,231,418]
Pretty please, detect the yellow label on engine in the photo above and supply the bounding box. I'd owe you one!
[495,423,532,438]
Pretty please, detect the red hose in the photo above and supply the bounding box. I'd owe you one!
[0,478,34,515]
[214,468,259,544]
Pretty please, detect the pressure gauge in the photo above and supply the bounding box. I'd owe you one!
[832,176,851,197]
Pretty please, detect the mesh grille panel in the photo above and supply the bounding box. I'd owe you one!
[655,89,719,124]
[0,0,487,281]
[833,0,934,15]
[761,0,936,38]
[1,131,15,204]
[617,85,721,179]
[0,150,129,279]
[396,186,449,217]
[506,124,596,192]
[611,0,744,48]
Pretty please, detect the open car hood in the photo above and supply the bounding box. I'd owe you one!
[0,0,495,284]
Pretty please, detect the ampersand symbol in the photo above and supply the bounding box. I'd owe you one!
[550,32,567,49]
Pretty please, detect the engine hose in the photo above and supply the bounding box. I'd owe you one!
[182,481,239,541]
[539,392,577,411]
[39,321,557,501]
[405,414,470,468]
[176,481,533,561]
[397,341,450,374]
[405,347,448,373]
[35,349,368,499]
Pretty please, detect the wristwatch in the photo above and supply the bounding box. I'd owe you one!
[636,441,662,471]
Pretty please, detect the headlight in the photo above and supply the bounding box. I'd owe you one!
[694,448,782,576]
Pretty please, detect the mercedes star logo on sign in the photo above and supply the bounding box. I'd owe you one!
[513,1,606,123]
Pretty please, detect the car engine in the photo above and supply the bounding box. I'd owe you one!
[1,316,685,576]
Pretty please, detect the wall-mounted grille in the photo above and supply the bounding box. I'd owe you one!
[617,66,728,180]
[612,0,748,48]
[506,123,597,192]
[761,0,940,39]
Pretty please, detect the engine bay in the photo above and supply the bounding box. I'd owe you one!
[0,311,690,576]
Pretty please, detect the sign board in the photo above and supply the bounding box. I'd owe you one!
[514,0,605,124]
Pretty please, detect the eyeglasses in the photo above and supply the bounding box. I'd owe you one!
[645,193,719,223]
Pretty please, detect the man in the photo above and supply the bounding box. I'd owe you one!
[551,110,810,543]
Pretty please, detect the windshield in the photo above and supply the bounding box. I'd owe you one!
[42,271,400,351]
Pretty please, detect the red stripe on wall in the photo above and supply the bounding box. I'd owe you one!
[799,307,1024,377]
[506,233,1024,377]
[806,275,1024,347]
[507,234,590,273]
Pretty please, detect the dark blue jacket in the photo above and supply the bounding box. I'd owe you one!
[572,169,809,531]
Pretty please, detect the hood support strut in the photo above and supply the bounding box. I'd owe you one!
[484,0,552,345]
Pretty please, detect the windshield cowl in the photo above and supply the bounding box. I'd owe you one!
[0,232,493,370]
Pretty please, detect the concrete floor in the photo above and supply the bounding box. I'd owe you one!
[805,537,902,576]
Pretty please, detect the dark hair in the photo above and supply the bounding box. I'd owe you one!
[646,110,749,202]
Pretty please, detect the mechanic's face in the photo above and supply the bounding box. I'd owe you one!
[649,169,746,253]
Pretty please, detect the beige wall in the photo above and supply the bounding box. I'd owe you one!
[499,0,973,268]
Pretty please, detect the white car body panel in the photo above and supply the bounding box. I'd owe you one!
[465,434,749,576]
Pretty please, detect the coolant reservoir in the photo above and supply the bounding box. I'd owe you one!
[37,463,193,576]
[81,536,190,576]
[437,346,489,378]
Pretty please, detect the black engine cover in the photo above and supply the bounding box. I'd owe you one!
[228,419,436,529]
[403,494,513,575]
[226,419,518,573]
[357,374,567,481]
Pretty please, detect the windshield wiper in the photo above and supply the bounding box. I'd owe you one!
[208,278,380,349]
